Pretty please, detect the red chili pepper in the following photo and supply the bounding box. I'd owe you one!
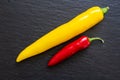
[48,36,104,67]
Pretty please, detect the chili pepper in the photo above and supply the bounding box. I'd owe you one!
[48,36,104,66]
[16,6,109,62]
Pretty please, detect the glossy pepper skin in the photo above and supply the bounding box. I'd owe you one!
[48,36,104,67]
[16,6,109,62]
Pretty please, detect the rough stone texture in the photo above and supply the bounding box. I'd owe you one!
[0,0,120,80]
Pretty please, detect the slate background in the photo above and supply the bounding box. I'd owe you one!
[0,0,120,80]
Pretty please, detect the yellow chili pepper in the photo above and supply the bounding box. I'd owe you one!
[16,6,109,62]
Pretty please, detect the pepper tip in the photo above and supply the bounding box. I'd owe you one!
[16,56,22,63]
[48,62,53,67]
[16,58,20,63]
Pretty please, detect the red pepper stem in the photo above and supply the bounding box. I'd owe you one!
[89,37,104,43]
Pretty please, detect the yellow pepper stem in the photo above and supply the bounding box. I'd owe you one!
[101,6,109,14]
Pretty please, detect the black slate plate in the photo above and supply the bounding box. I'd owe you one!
[0,0,120,80]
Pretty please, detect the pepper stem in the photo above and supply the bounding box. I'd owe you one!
[89,37,104,43]
[101,6,109,14]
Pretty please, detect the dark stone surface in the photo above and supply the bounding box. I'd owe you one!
[0,0,120,80]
